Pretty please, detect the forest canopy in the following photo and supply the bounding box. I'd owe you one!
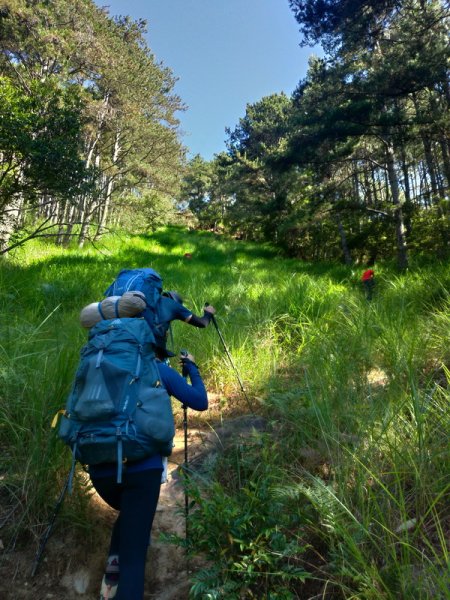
[1,0,449,268]
[0,0,185,253]
[181,0,450,268]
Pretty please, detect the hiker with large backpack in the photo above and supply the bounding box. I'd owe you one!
[102,268,216,353]
[53,308,208,600]
[89,345,207,600]
[155,289,216,351]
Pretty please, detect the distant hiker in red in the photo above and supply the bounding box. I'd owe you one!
[361,268,375,300]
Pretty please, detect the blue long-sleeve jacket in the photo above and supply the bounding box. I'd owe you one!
[156,359,207,411]
[89,359,207,477]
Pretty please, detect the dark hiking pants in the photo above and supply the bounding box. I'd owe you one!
[91,467,162,600]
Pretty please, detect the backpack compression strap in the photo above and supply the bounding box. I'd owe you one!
[68,440,78,493]
[97,302,107,320]
[67,436,125,489]
[116,431,123,484]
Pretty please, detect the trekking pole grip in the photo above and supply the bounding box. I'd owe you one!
[204,303,218,328]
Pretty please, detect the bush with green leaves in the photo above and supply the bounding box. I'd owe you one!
[179,437,317,600]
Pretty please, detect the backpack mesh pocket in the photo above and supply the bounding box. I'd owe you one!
[74,358,130,421]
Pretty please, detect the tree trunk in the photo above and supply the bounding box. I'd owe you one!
[439,137,450,191]
[95,129,121,240]
[400,148,411,204]
[400,148,412,237]
[62,203,77,246]
[78,154,101,247]
[421,134,439,201]
[0,196,23,252]
[85,92,110,169]
[335,212,352,265]
[364,167,374,207]
[371,167,380,207]
[76,194,88,247]
[386,143,408,270]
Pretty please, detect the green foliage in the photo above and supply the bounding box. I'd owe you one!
[181,1,450,268]
[1,227,448,599]
[0,75,91,208]
[181,447,314,599]
[164,232,448,598]
[179,155,218,229]
[0,0,185,251]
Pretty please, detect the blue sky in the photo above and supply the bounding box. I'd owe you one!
[96,1,319,160]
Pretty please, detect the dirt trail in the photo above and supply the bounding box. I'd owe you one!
[0,427,207,600]
[146,428,204,599]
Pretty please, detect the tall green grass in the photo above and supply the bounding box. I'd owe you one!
[184,264,449,598]
[1,227,449,598]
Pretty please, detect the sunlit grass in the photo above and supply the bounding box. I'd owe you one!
[1,226,449,597]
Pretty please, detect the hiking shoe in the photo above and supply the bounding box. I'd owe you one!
[106,554,120,574]
[100,574,118,600]
[100,555,119,599]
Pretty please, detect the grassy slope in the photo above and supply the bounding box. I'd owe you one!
[0,226,448,598]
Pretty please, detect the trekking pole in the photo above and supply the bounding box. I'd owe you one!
[180,350,190,542]
[208,309,254,414]
[31,471,70,577]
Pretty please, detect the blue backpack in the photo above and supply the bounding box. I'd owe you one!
[56,318,174,488]
[103,268,163,332]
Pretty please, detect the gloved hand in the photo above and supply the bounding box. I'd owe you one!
[204,304,216,315]
[180,350,196,377]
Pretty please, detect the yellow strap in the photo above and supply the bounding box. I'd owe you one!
[51,409,66,429]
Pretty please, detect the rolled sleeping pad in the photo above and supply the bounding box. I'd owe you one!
[80,290,147,328]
